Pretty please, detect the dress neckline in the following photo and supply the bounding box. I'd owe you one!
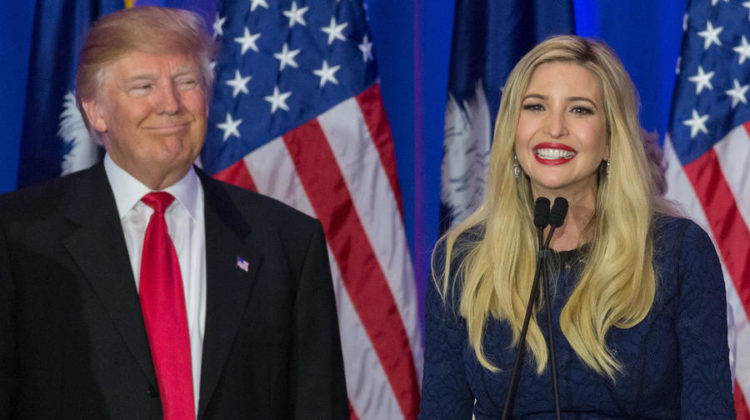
[549,245,588,270]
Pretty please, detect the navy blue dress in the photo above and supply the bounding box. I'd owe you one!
[419,216,735,419]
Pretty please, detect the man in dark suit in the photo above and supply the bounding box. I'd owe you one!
[0,6,348,419]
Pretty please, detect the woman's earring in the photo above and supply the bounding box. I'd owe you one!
[513,154,520,178]
[605,160,610,176]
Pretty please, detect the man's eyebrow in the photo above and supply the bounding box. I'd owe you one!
[122,74,156,85]
[173,66,199,77]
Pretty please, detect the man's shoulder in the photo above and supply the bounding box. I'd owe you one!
[0,166,99,220]
[200,173,320,231]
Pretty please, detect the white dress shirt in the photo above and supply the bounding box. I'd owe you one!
[104,155,206,414]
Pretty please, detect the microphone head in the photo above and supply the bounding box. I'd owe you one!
[549,197,569,228]
[533,197,551,228]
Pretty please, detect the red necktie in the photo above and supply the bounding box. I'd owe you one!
[139,192,195,420]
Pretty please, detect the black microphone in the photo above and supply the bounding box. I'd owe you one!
[543,197,569,250]
[549,197,569,229]
[534,197,551,229]
[542,198,567,420]
[534,197,551,253]
[502,197,551,420]
[503,197,567,420]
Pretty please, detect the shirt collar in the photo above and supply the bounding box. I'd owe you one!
[104,154,202,221]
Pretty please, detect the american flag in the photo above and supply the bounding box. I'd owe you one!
[664,0,750,417]
[201,0,422,418]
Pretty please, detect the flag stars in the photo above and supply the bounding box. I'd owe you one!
[283,1,309,28]
[321,17,348,45]
[235,27,261,55]
[265,86,292,113]
[697,20,723,50]
[217,113,242,141]
[683,109,709,138]
[359,35,374,62]
[725,79,749,109]
[744,1,750,20]
[250,0,269,12]
[213,13,226,38]
[226,69,251,98]
[688,66,715,94]
[733,36,750,65]
[274,43,301,70]
[314,60,341,87]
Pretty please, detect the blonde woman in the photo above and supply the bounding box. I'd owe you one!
[419,36,734,419]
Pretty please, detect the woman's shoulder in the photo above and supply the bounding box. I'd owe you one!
[652,213,721,285]
[433,224,485,261]
[652,214,712,246]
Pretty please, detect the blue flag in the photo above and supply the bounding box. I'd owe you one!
[440,0,575,232]
[17,0,122,188]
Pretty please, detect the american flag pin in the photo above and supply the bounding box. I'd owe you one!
[236,256,249,272]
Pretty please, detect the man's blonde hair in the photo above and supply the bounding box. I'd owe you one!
[75,6,216,135]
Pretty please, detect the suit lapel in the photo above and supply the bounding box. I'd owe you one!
[197,173,263,418]
[62,164,157,385]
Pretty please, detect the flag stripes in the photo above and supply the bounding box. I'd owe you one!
[240,133,405,419]
[683,145,750,315]
[214,160,256,191]
[713,124,750,226]
[283,118,419,419]
[318,95,422,370]
[664,131,750,418]
[738,382,750,420]
[215,87,421,419]
[355,85,405,218]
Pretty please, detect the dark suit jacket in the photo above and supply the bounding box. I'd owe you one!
[0,163,349,419]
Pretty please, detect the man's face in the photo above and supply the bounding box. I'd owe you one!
[82,51,208,189]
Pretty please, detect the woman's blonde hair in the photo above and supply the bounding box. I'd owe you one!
[433,35,669,379]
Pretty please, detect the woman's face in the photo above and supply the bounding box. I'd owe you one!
[515,62,609,201]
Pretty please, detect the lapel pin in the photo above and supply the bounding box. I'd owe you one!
[236,256,249,272]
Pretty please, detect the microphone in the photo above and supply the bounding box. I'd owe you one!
[502,197,551,419]
[534,197,551,229]
[502,197,567,420]
[542,198,567,420]
[534,197,551,252]
[543,197,569,250]
[549,197,569,229]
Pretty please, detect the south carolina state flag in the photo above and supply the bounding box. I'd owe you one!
[17,0,122,188]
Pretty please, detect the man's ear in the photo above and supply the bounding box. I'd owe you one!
[81,99,108,133]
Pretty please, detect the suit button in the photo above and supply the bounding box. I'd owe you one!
[148,385,159,398]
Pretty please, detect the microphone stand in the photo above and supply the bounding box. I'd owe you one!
[502,198,566,420]
[501,199,549,420]
[542,226,561,420]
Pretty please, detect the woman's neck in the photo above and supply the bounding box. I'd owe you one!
[535,189,597,252]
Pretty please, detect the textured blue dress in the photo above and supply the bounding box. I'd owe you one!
[419,216,735,419]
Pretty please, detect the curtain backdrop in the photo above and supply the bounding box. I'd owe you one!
[0,0,689,342]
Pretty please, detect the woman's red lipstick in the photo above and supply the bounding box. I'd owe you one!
[532,143,576,165]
